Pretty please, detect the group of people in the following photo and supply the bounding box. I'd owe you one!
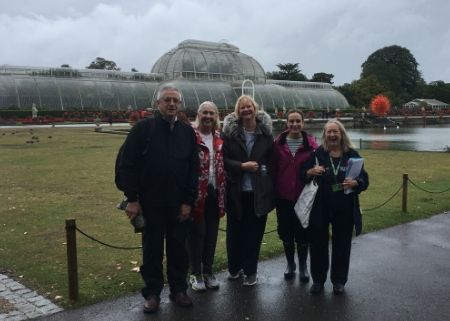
[116,85,369,314]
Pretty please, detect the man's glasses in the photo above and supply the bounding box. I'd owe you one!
[162,97,181,104]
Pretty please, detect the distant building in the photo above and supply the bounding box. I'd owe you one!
[403,98,449,111]
[0,39,349,112]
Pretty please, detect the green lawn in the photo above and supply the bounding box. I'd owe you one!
[0,127,449,308]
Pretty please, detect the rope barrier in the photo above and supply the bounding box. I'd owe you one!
[75,227,142,250]
[362,183,403,212]
[73,176,448,247]
[408,178,450,194]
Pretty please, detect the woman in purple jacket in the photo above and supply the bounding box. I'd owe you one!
[272,110,318,282]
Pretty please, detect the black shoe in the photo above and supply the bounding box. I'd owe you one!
[310,283,324,295]
[333,283,345,295]
[143,295,160,314]
[284,262,296,280]
[297,243,310,283]
[169,292,193,308]
[299,264,310,283]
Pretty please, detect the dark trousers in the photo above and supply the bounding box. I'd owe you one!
[226,192,268,276]
[187,190,220,275]
[275,199,309,244]
[140,205,190,298]
[309,205,354,285]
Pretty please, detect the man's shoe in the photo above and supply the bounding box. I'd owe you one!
[299,264,310,283]
[243,274,257,286]
[228,269,243,280]
[284,262,296,280]
[189,274,206,292]
[204,274,220,289]
[143,295,160,314]
[310,283,324,295]
[333,283,345,295]
[169,292,193,308]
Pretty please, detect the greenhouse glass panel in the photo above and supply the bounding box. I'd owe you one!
[230,54,244,79]
[289,90,308,108]
[239,56,256,80]
[35,78,61,110]
[282,90,297,109]
[112,82,135,109]
[209,82,234,108]
[0,76,18,109]
[15,78,39,109]
[254,85,274,110]
[166,50,183,78]
[203,52,220,74]
[172,81,198,110]
[298,89,314,108]
[265,85,286,110]
[96,81,117,109]
[193,52,208,76]
[192,82,211,104]
[216,53,234,78]
[78,80,100,110]
[151,54,169,74]
[132,82,156,109]
[307,90,324,109]
[58,79,82,110]
[182,51,195,72]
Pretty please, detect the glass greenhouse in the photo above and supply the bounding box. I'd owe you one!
[0,40,349,112]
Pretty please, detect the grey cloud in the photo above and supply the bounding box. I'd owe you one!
[1,0,449,84]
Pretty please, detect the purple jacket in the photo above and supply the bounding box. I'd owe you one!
[271,130,318,202]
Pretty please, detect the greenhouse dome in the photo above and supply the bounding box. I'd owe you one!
[0,40,349,112]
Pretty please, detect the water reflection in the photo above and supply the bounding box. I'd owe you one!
[307,124,450,152]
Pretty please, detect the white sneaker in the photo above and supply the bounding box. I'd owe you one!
[189,274,206,292]
[243,274,257,286]
[227,269,244,280]
[204,274,220,289]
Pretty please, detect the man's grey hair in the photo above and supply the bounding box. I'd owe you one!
[156,84,183,101]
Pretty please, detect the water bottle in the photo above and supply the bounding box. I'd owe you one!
[260,164,267,176]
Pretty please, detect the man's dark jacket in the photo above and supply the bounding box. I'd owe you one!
[117,114,199,207]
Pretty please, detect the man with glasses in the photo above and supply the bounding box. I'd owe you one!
[117,85,199,313]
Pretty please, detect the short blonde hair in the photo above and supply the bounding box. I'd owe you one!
[234,95,259,119]
[194,101,221,131]
[321,119,354,152]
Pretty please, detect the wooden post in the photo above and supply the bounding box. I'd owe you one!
[402,173,408,213]
[359,138,362,150]
[66,219,79,301]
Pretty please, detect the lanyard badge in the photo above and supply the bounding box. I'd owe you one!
[329,155,343,192]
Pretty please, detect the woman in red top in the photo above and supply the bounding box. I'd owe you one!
[188,101,226,292]
[272,110,318,281]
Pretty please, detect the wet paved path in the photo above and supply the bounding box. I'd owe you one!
[32,212,450,321]
[0,274,62,320]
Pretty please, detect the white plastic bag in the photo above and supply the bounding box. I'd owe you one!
[294,179,318,228]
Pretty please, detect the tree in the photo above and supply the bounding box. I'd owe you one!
[337,75,389,108]
[266,63,308,81]
[311,72,334,84]
[86,57,120,71]
[419,80,450,104]
[131,68,138,72]
[361,45,423,100]
[60,64,71,68]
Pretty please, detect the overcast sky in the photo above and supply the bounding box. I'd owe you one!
[1,0,449,85]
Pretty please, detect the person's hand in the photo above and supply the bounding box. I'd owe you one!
[241,161,259,172]
[342,178,358,190]
[125,201,142,220]
[178,204,192,222]
[307,165,325,177]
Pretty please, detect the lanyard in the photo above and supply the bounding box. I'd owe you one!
[329,155,342,181]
